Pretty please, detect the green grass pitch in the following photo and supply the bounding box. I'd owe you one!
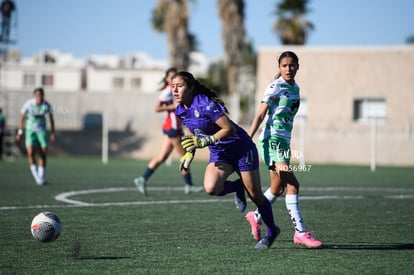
[0,157,413,274]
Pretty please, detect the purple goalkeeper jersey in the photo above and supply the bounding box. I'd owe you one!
[175,93,254,158]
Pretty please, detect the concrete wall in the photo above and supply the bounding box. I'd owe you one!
[2,90,183,160]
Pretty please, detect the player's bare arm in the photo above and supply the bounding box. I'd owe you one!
[248,102,268,138]
[213,115,236,141]
[49,112,56,142]
[16,113,26,141]
[154,102,177,113]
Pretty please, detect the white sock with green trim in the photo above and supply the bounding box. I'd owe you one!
[264,188,278,203]
[285,194,306,235]
[30,165,39,182]
[38,166,46,182]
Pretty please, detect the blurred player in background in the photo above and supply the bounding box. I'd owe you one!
[0,0,15,42]
[0,108,4,160]
[246,51,323,248]
[16,87,55,185]
[172,71,280,249]
[133,67,203,195]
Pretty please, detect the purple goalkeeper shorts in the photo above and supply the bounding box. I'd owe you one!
[208,142,259,172]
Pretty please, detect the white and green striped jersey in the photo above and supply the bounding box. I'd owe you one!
[259,76,300,144]
[21,98,53,131]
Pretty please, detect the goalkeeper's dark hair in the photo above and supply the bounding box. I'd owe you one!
[173,71,229,113]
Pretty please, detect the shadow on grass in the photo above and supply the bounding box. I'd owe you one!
[323,243,414,250]
[75,256,132,260]
[67,241,131,260]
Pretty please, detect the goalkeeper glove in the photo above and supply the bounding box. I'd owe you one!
[179,150,195,171]
[181,135,216,152]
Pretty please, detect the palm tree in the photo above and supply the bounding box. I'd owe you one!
[273,0,314,45]
[218,0,245,121]
[406,35,414,44]
[218,0,245,96]
[152,0,194,70]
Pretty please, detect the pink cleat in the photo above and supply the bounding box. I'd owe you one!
[293,232,323,248]
[245,211,261,241]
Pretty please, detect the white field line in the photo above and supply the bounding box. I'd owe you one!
[0,186,413,211]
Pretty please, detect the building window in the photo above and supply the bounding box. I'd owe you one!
[41,74,54,87]
[113,77,124,89]
[131,77,141,89]
[353,98,386,122]
[23,73,36,87]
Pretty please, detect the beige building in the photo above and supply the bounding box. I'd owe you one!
[256,46,414,166]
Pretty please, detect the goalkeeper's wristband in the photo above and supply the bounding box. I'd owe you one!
[181,135,216,152]
[17,129,23,135]
[201,135,216,147]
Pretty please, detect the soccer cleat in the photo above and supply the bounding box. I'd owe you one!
[133,176,147,196]
[255,227,280,249]
[31,172,40,185]
[184,185,204,194]
[234,189,246,212]
[36,179,46,186]
[245,211,262,241]
[293,232,323,248]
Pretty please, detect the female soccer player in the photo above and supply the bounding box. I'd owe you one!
[246,51,323,248]
[133,67,202,195]
[172,71,280,249]
[16,87,55,185]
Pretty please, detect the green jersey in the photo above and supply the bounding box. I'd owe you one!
[259,76,300,144]
[21,98,53,132]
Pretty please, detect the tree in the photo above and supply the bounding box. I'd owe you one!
[406,35,414,44]
[151,0,195,70]
[218,0,245,121]
[218,0,245,96]
[273,0,314,45]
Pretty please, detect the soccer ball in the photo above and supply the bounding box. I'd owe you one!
[30,212,62,242]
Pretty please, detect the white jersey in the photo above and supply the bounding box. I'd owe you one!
[20,98,53,132]
[158,85,174,105]
[158,85,181,131]
[259,76,300,144]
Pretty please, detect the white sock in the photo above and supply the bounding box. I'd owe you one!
[285,194,306,234]
[30,165,39,182]
[264,188,277,203]
[254,188,278,222]
[38,166,46,181]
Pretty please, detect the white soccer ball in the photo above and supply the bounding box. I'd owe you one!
[30,212,62,242]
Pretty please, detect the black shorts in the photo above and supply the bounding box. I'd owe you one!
[163,129,183,138]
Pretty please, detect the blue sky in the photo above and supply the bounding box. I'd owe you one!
[8,0,414,60]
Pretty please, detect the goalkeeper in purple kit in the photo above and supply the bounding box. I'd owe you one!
[172,71,280,249]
